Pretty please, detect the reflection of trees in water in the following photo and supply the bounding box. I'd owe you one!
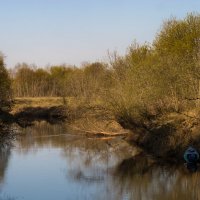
[16,121,135,177]
[0,146,11,184]
[0,195,16,200]
[114,154,200,200]
[0,124,14,185]
[16,121,68,154]
[15,121,200,200]
[16,121,139,200]
[0,125,17,200]
[16,121,135,161]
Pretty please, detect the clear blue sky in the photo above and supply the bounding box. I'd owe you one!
[0,0,200,68]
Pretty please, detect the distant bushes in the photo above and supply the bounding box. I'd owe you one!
[11,62,110,101]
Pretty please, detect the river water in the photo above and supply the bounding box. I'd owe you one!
[0,121,199,200]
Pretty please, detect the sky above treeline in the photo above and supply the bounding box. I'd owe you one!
[1,0,200,68]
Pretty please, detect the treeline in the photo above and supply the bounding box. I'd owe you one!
[11,62,111,99]
[1,13,200,122]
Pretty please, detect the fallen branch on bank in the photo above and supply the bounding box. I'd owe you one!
[71,126,129,137]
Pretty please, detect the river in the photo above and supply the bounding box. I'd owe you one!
[0,121,199,200]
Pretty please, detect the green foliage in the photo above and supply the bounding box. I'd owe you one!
[108,13,200,126]
[154,14,200,60]
[0,54,11,110]
[153,14,200,101]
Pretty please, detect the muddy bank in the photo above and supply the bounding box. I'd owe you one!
[0,106,67,127]
[14,106,67,125]
[0,110,15,124]
[119,112,200,162]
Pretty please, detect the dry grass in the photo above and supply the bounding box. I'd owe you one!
[12,97,63,113]
[11,97,82,114]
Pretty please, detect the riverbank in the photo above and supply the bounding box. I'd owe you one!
[0,97,67,126]
[3,97,127,137]
[126,109,200,161]
[1,97,200,162]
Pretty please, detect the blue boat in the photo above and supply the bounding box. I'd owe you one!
[183,147,199,172]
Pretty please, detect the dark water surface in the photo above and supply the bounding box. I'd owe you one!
[0,122,200,200]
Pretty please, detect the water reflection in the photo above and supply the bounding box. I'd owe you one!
[0,124,16,200]
[0,124,15,184]
[114,159,200,200]
[0,121,199,199]
[0,145,11,184]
